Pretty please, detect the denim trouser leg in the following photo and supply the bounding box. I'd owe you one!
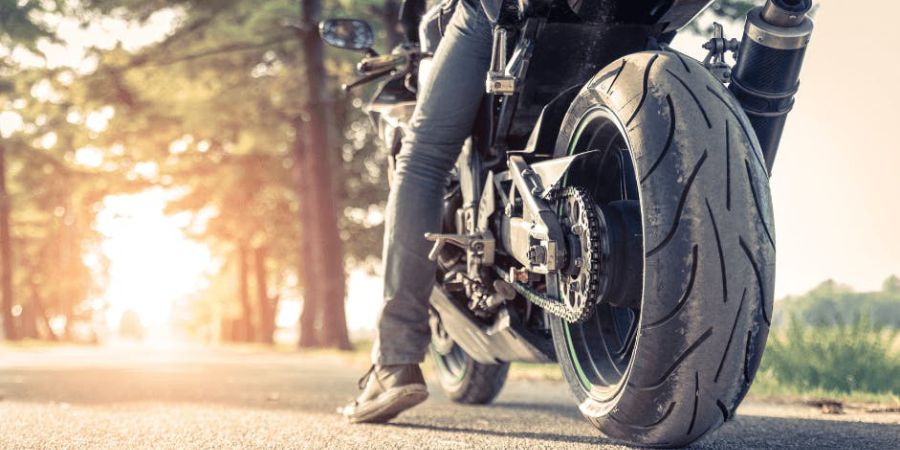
[372,0,493,365]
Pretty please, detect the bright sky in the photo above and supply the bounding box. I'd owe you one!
[2,1,898,334]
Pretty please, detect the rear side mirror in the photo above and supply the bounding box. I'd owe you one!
[319,19,375,52]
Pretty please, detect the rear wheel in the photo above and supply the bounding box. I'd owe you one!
[550,51,776,447]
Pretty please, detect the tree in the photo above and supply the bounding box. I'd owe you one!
[293,0,350,349]
[65,0,394,348]
[3,64,129,342]
[254,246,277,344]
[0,137,13,339]
[773,277,900,329]
[0,0,62,340]
[883,275,900,294]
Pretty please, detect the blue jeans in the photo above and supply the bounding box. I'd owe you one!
[372,0,493,365]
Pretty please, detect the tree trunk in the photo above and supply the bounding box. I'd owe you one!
[0,142,16,341]
[294,118,320,348]
[29,278,57,341]
[19,303,38,339]
[237,244,254,342]
[295,0,351,350]
[254,246,275,344]
[59,194,76,341]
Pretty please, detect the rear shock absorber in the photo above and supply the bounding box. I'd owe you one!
[729,0,814,173]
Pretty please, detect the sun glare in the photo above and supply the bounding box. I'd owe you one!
[96,189,214,333]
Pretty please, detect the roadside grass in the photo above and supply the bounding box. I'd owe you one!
[509,362,563,381]
[749,368,900,406]
[756,314,900,405]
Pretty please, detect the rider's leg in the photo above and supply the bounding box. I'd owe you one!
[372,0,493,366]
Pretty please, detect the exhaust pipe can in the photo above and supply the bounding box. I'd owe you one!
[730,0,814,173]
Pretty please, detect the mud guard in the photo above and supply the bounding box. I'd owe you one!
[529,150,605,198]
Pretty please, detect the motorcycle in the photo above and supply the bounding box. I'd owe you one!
[320,0,813,446]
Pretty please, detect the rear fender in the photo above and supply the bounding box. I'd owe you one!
[496,150,604,199]
[520,84,582,156]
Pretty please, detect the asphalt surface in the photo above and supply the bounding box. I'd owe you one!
[1,344,898,449]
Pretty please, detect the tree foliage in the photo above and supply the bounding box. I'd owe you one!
[774,277,900,329]
[0,0,59,52]
[1,0,120,340]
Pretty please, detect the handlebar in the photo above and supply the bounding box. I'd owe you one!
[342,68,395,92]
[357,54,407,74]
[342,48,431,92]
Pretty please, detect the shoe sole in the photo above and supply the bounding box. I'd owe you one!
[347,384,429,424]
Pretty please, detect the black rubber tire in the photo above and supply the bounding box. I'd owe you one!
[550,51,776,447]
[430,344,510,404]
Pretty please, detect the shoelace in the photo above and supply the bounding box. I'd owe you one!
[357,365,376,390]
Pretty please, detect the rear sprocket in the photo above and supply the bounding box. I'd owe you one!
[509,186,608,324]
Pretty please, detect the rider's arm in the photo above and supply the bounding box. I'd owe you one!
[399,0,427,43]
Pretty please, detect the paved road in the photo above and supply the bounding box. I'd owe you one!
[1,345,898,449]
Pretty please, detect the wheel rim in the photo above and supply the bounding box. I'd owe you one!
[560,107,644,402]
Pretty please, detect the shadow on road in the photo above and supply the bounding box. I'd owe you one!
[387,421,620,446]
[700,414,900,449]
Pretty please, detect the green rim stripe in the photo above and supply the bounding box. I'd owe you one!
[564,321,592,390]
[561,110,597,392]
[431,345,466,384]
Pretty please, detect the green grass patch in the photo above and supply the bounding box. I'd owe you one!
[509,362,563,381]
[759,314,900,396]
[749,368,900,406]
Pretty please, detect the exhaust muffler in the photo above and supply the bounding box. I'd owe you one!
[730,0,815,173]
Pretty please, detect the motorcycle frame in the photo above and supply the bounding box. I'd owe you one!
[364,0,813,364]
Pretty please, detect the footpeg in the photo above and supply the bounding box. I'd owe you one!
[425,232,495,265]
[425,233,471,261]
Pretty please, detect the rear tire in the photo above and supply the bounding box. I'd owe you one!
[550,51,776,447]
